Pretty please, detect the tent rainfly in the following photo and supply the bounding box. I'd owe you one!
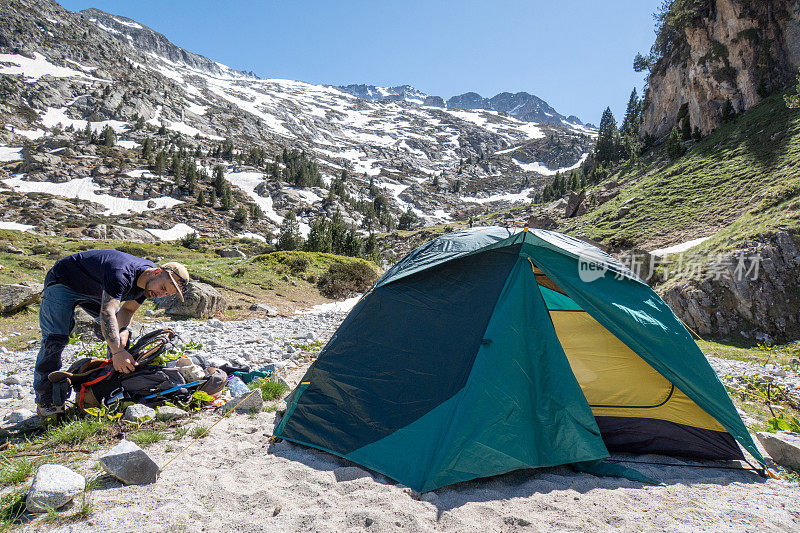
[274,227,764,492]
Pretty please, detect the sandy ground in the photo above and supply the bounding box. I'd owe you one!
[2,311,797,532]
[26,360,799,533]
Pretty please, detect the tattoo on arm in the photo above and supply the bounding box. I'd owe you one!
[100,292,122,350]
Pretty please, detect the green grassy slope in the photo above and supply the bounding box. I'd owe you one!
[577,92,800,251]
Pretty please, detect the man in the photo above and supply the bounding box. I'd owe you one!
[34,249,190,417]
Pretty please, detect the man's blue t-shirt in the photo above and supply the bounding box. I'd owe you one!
[50,250,156,303]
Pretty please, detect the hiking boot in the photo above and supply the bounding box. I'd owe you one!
[36,403,65,418]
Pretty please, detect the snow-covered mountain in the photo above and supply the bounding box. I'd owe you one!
[0,0,595,241]
[335,85,593,128]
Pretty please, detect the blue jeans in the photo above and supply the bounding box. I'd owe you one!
[34,272,101,405]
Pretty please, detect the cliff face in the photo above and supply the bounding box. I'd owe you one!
[641,0,800,139]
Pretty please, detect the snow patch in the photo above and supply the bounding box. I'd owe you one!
[300,296,361,315]
[0,147,22,162]
[146,224,196,241]
[650,237,712,257]
[0,52,107,82]
[2,176,182,215]
[512,153,589,176]
[0,221,35,232]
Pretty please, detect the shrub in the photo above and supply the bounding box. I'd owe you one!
[317,261,378,299]
[116,244,151,258]
[278,253,310,273]
[179,232,200,250]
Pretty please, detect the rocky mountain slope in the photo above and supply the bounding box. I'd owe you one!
[640,0,800,138]
[0,0,595,241]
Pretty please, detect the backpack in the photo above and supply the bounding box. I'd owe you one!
[49,329,226,411]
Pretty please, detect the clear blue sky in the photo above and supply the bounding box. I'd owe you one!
[60,0,660,125]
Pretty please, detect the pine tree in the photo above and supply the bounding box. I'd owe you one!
[681,116,692,141]
[197,190,205,206]
[213,165,226,196]
[209,190,217,208]
[721,99,735,123]
[620,88,641,136]
[101,125,115,147]
[276,210,303,251]
[594,107,620,163]
[220,186,233,210]
[692,126,702,142]
[83,121,93,143]
[330,210,348,254]
[153,151,168,176]
[234,206,249,224]
[304,217,332,253]
[141,137,152,159]
[665,126,685,159]
[398,208,419,230]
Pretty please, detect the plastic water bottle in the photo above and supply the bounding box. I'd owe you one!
[228,375,249,397]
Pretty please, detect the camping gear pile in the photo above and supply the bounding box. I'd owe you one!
[274,227,767,492]
[48,329,228,411]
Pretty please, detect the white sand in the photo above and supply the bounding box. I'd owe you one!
[57,359,799,532]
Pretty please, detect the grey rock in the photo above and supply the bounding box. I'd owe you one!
[3,408,34,424]
[154,282,227,318]
[756,431,800,470]
[26,464,85,513]
[564,191,586,218]
[217,247,246,258]
[123,404,156,422]
[333,466,371,482]
[99,439,160,485]
[249,303,278,316]
[3,375,22,385]
[156,405,188,421]
[222,390,263,414]
[72,307,102,340]
[0,283,43,315]
[208,318,223,329]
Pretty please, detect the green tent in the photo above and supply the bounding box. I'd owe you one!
[274,227,763,492]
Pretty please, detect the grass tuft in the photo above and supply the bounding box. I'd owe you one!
[249,379,289,401]
[0,459,33,487]
[128,429,167,447]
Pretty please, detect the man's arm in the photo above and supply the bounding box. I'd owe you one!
[100,291,136,373]
[116,300,140,330]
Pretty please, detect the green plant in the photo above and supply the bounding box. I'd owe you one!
[316,261,378,299]
[173,426,189,440]
[41,416,109,446]
[129,429,166,447]
[190,425,208,439]
[249,379,289,401]
[767,415,800,433]
[0,458,33,486]
[0,489,26,525]
[83,405,123,422]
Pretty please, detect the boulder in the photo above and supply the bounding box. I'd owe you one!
[154,282,227,318]
[756,431,800,470]
[83,224,156,242]
[99,440,160,485]
[156,405,188,421]
[26,464,85,513]
[564,191,586,218]
[249,303,278,316]
[217,247,246,258]
[72,307,102,340]
[222,391,263,414]
[0,283,43,315]
[123,404,156,423]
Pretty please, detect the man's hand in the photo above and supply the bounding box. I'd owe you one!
[112,349,136,373]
